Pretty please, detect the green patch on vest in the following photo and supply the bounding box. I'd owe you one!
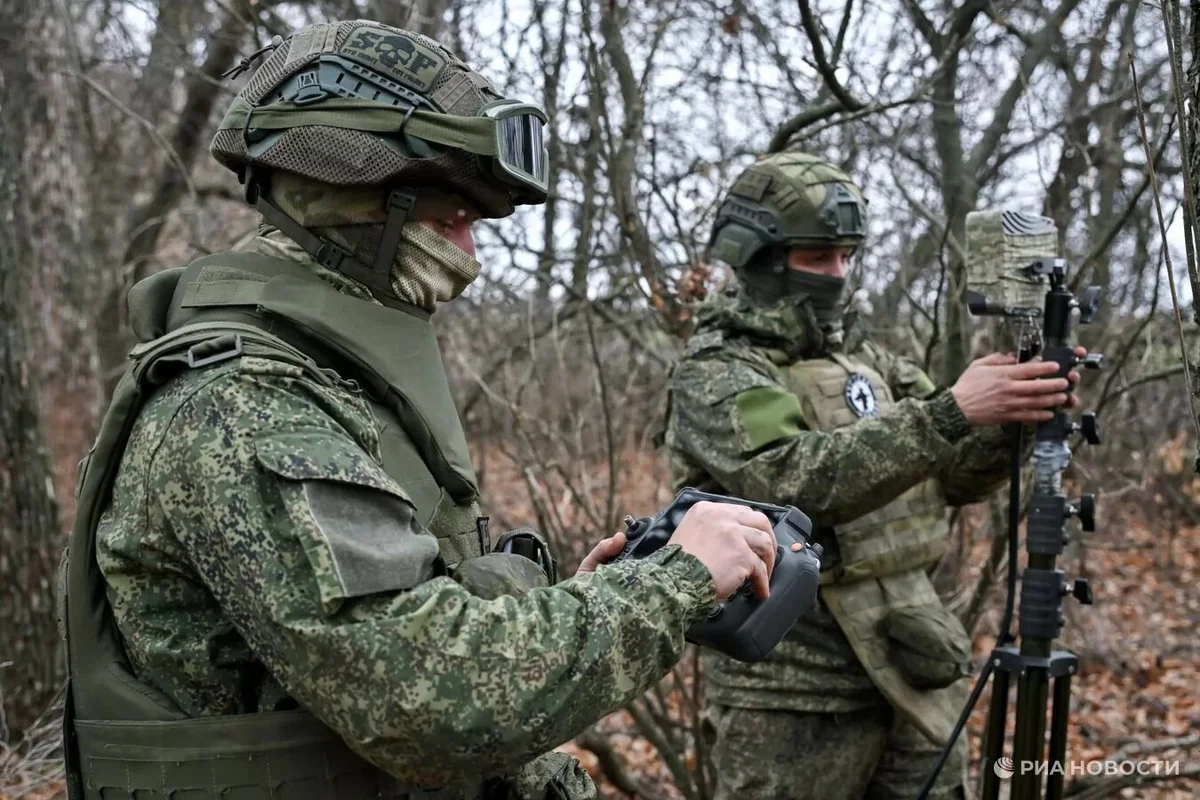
[734,386,804,451]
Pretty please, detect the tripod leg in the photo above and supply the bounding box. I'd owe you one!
[980,666,1011,800]
[1011,668,1050,800]
[1045,671,1072,800]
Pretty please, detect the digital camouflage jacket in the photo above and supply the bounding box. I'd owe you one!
[88,236,717,796]
[665,290,1013,712]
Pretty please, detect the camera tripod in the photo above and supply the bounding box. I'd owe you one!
[918,258,1103,800]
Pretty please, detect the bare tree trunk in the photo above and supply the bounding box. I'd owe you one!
[535,0,570,307]
[573,24,606,295]
[1187,2,1200,470]
[0,0,72,734]
[95,7,251,401]
[598,0,683,331]
[929,61,972,384]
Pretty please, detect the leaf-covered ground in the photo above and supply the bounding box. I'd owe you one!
[552,460,1200,799]
[3,451,1198,799]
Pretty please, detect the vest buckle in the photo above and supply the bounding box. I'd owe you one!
[316,241,351,269]
[186,333,244,368]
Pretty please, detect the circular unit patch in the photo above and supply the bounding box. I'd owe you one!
[844,373,879,418]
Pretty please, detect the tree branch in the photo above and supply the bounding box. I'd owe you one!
[598,0,682,330]
[768,100,844,152]
[1096,364,1187,412]
[901,0,941,52]
[967,0,1088,181]
[796,0,864,111]
[69,71,197,202]
[121,6,249,269]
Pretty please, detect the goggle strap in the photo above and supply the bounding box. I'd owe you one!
[224,97,500,157]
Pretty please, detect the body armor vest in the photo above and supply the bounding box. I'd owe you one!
[764,348,968,746]
[772,351,950,582]
[62,252,490,799]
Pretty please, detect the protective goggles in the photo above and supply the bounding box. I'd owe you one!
[477,100,549,196]
[217,56,550,199]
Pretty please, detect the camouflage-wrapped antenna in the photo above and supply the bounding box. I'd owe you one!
[965,210,1059,315]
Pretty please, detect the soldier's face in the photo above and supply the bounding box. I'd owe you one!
[414,191,482,257]
[785,246,851,278]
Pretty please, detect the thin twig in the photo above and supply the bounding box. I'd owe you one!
[1096,364,1188,411]
[584,305,620,533]
[68,70,197,202]
[575,728,666,799]
[1130,57,1200,462]
[626,700,699,798]
[1160,0,1200,309]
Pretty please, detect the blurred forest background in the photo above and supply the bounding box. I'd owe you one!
[3,0,1200,797]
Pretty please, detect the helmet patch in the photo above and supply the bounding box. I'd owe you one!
[339,25,447,92]
[844,374,879,418]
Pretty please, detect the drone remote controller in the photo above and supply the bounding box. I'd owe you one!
[616,488,823,663]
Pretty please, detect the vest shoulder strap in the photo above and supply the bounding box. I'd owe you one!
[63,320,389,798]
[66,323,334,731]
[129,320,335,391]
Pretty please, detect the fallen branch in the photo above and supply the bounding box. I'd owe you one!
[575,727,667,800]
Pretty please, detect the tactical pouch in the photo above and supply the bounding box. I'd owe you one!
[883,604,972,690]
[821,570,967,746]
[495,527,558,585]
[451,527,558,600]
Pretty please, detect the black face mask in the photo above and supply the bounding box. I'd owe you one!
[783,271,845,325]
[740,265,846,326]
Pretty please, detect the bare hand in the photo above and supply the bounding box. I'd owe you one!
[576,531,627,575]
[667,501,777,601]
[950,348,1085,426]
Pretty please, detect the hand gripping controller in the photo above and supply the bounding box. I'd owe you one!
[615,488,823,663]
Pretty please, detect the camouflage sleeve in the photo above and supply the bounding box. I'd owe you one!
[149,366,716,788]
[858,340,938,401]
[668,352,973,528]
[861,342,1019,506]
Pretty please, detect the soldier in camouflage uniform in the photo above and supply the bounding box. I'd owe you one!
[663,152,1083,799]
[58,21,781,800]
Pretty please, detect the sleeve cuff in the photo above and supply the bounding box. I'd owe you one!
[927,388,973,443]
[645,544,718,623]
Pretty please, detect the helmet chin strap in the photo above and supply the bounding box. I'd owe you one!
[241,166,426,317]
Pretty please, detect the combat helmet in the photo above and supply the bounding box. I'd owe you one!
[709,151,867,273]
[209,20,548,303]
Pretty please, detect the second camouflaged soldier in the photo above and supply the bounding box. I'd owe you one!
[664,152,1081,799]
[59,21,780,800]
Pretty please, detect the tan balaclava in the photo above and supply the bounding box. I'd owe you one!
[263,171,481,312]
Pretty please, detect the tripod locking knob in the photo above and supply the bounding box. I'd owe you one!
[1078,286,1102,323]
[1069,494,1096,532]
[1072,578,1094,605]
[1078,412,1101,445]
